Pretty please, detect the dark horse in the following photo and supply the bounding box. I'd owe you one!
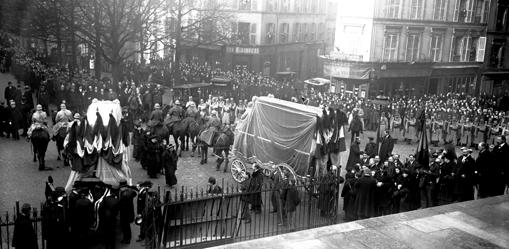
[199,127,234,172]
[186,117,205,157]
[167,118,192,157]
[55,125,69,166]
[144,120,170,145]
[31,128,50,170]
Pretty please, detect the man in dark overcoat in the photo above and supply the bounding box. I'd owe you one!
[379,130,394,163]
[12,204,39,249]
[119,181,137,244]
[346,137,362,172]
[476,142,498,198]
[493,136,509,195]
[354,169,377,219]
[454,148,476,202]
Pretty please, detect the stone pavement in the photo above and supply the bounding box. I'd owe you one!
[210,194,509,249]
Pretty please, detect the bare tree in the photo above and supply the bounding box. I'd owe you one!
[165,0,236,86]
[67,0,165,83]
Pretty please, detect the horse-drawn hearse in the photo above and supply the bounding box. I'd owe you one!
[230,96,342,184]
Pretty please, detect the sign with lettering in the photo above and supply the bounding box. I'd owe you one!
[226,46,260,54]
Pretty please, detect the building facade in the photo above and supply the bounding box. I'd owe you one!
[482,0,509,96]
[325,0,491,97]
[176,0,331,80]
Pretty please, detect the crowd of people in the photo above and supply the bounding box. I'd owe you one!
[3,38,509,248]
[13,178,158,249]
[342,132,509,221]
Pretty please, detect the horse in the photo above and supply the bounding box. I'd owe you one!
[31,128,50,170]
[200,126,234,172]
[54,124,69,166]
[145,120,170,145]
[186,117,205,157]
[167,117,192,157]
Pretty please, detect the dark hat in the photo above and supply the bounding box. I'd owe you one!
[368,137,374,140]
[119,180,128,187]
[21,203,31,215]
[208,177,216,185]
[138,180,153,188]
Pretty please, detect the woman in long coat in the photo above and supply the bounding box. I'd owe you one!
[162,144,178,187]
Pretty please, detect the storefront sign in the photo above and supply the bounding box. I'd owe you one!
[226,46,260,54]
[323,60,371,79]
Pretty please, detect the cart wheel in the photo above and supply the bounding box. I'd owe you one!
[275,163,298,183]
[231,159,247,183]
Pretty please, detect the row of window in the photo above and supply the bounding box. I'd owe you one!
[265,22,326,44]
[233,0,326,13]
[232,21,326,45]
[382,31,486,63]
[383,0,490,24]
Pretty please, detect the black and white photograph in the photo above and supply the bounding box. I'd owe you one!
[0,0,508,248]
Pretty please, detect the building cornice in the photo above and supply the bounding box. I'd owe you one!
[373,18,488,28]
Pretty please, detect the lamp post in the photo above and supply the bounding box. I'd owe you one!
[372,95,390,152]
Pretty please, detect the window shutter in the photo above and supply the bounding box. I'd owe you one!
[476,36,486,62]
[250,23,257,45]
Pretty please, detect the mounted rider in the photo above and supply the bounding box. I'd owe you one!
[165,100,184,128]
[201,110,222,145]
[52,103,73,137]
[185,101,199,119]
[28,104,51,138]
[148,103,164,125]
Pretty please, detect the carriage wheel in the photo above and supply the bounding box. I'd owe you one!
[275,163,298,183]
[231,159,248,183]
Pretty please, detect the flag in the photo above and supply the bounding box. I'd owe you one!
[416,108,429,166]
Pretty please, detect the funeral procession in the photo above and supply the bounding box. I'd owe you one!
[0,0,509,249]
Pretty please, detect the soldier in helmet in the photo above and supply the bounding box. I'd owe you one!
[165,100,184,128]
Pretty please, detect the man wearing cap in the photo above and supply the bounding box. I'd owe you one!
[167,100,184,126]
[12,203,38,249]
[207,177,222,195]
[149,103,164,123]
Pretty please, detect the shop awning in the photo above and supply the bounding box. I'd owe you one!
[304,78,331,86]
[276,71,296,76]
[173,83,212,89]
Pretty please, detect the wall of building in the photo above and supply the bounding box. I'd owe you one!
[334,0,375,62]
